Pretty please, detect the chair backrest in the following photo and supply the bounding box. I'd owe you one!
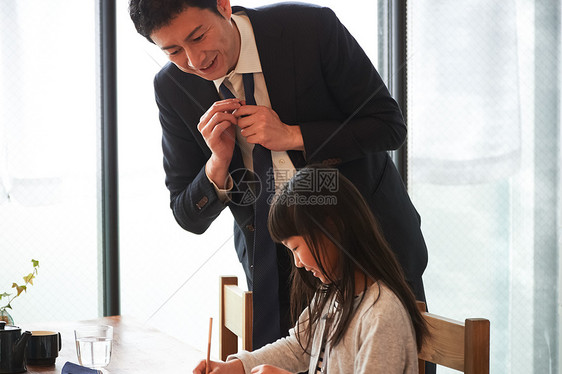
[417,301,490,374]
[219,276,253,361]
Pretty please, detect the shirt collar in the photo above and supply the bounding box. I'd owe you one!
[214,12,262,88]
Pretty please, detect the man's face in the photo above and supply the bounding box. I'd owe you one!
[150,1,240,81]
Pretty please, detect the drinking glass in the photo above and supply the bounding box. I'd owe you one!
[74,325,113,369]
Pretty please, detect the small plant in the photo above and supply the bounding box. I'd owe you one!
[0,259,40,318]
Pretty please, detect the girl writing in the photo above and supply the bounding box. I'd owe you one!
[194,167,427,373]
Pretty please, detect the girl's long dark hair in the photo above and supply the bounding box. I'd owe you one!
[268,167,428,352]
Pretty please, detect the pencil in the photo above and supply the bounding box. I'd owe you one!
[206,317,213,374]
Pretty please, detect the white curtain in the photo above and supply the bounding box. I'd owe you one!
[407,1,560,372]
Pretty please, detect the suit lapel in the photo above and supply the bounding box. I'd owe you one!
[243,8,305,168]
[244,8,297,125]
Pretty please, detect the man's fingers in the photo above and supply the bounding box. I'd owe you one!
[199,99,241,126]
[199,112,237,135]
[243,133,262,145]
[236,113,255,129]
[233,104,258,118]
[213,120,236,139]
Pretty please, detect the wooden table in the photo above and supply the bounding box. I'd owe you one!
[23,316,204,373]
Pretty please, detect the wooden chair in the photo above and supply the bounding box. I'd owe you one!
[417,301,490,374]
[219,276,253,361]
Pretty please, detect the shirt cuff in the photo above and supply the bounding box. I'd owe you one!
[206,169,233,203]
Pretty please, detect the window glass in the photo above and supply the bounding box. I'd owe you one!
[0,1,99,323]
[407,1,560,372]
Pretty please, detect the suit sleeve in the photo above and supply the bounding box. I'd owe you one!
[298,7,407,164]
[154,72,226,234]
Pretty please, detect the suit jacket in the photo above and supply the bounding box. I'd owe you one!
[153,3,428,347]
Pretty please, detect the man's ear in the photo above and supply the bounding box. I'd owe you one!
[216,0,232,19]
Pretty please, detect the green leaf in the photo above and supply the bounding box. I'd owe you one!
[23,273,35,285]
[2,259,40,306]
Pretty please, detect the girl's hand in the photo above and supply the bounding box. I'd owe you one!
[250,364,293,374]
[192,358,245,373]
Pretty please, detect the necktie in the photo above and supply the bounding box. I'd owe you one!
[219,74,281,349]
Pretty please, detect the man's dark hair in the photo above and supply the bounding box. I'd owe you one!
[129,0,220,42]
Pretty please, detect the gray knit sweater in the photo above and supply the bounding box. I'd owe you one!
[228,282,418,373]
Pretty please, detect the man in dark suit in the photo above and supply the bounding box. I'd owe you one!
[129,0,428,350]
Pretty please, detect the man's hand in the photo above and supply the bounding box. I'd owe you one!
[250,364,293,374]
[233,105,304,152]
[198,99,241,188]
[192,358,245,374]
